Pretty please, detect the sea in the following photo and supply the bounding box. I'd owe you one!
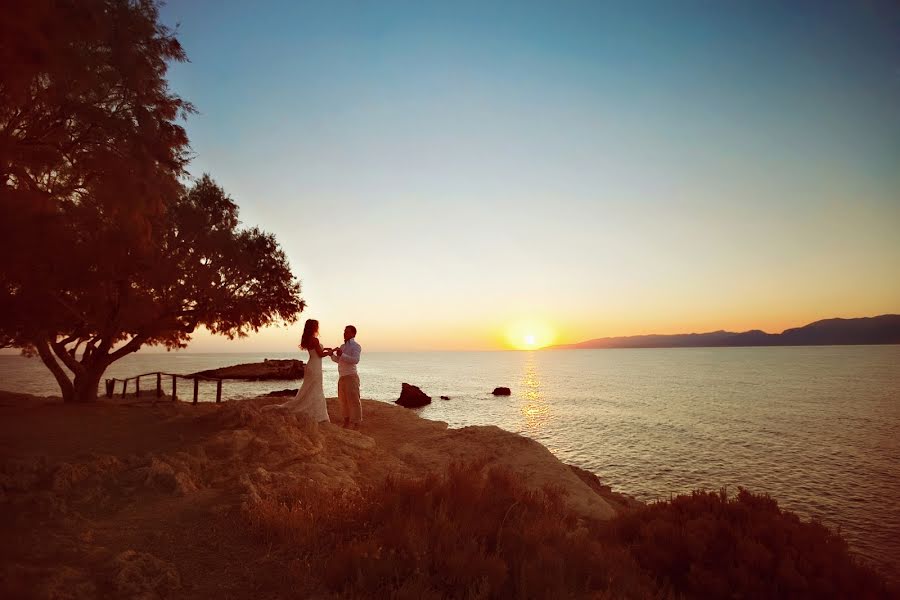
[2,345,898,580]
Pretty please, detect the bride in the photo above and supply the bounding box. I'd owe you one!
[262,319,331,422]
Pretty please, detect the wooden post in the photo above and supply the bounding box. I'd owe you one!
[156,373,162,398]
[135,376,140,398]
[172,375,177,401]
[193,377,199,404]
[105,379,114,397]
[121,379,127,398]
[216,379,222,403]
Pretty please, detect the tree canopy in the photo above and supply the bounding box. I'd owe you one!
[1,0,193,223]
[1,0,305,401]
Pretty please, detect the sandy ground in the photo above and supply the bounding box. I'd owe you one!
[0,391,633,599]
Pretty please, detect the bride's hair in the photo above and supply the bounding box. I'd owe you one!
[300,319,319,350]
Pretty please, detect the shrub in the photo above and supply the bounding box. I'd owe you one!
[604,487,893,599]
[244,464,895,599]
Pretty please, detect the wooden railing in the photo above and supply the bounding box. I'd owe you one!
[104,371,224,404]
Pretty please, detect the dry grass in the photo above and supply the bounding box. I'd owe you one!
[244,462,895,599]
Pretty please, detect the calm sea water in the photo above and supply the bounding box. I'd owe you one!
[2,346,898,579]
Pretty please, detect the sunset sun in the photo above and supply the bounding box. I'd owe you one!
[505,321,557,350]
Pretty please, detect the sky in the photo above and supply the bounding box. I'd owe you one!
[155,0,900,352]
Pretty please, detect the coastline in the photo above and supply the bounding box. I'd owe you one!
[0,391,633,597]
[1,391,893,598]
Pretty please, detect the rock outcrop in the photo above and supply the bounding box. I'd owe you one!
[396,383,431,408]
[567,464,644,513]
[194,359,304,380]
[265,388,298,397]
[0,390,621,598]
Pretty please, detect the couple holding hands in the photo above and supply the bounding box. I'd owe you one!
[264,319,362,429]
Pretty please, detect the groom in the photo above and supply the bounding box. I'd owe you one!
[331,325,362,429]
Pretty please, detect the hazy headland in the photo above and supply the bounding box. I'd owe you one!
[551,315,900,350]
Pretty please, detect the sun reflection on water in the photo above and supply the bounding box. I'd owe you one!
[519,352,550,434]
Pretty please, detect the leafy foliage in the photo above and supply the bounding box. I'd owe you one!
[0,0,192,221]
[0,1,304,401]
[1,175,304,401]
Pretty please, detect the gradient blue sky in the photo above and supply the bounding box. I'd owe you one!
[158,1,899,351]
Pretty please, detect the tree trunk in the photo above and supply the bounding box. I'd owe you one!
[34,338,74,402]
[33,334,140,403]
[71,364,108,403]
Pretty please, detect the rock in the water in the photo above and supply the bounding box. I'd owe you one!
[194,359,304,381]
[396,383,431,408]
[266,389,298,397]
[440,395,450,400]
[492,387,511,396]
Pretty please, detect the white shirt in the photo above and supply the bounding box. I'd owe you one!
[331,338,361,377]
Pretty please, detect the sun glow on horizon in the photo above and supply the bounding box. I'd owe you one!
[505,320,557,350]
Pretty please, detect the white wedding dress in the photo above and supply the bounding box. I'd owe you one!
[262,349,329,422]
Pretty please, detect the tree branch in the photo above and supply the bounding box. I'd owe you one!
[54,294,88,323]
[50,337,86,376]
[84,337,99,361]
[59,332,81,347]
[34,337,74,402]
[70,338,86,357]
[97,334,113,357]
[108,334,147,362]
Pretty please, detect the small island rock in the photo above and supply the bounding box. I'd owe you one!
[194,359,304,381]
[492,387,511,396]
[440,395,450,400]
[396,383,431,408]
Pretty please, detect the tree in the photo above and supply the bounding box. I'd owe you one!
[1,175,305,402]
[0,1,305,401]
[1,0,193,227]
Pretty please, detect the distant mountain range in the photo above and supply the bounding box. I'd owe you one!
[549,315,900,350]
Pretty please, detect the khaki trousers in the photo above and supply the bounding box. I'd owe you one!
[338,374,361,424]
